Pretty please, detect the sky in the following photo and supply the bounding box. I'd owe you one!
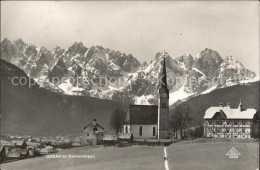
[1,1,259,74]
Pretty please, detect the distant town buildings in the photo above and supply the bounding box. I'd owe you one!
[204,102,259,138]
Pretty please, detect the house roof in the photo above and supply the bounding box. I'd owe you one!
[204,105,258,119]
[3,145,19,152]
[12,140,26,146]
[128,105,158,125]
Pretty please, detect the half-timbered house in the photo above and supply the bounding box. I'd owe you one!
[204,102,259,138]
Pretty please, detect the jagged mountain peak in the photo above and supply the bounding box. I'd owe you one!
[65,41,88,56]
[1,38,257,106]
[222,55,244,67]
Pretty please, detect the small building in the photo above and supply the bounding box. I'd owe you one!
[5,148,21,161]
[81,119,106,146]
[204,102,260,138]
[1,145,22,162]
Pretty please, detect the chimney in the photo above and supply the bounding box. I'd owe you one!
[238,100,243,111]
[239,104,243,112]
[226,102,230,107]
[220,103,223,107]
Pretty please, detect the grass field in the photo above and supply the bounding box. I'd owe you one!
[1,139,259,170]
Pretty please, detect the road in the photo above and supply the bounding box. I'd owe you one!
[1,139,258,170]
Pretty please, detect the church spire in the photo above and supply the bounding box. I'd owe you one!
[160,54,167,88]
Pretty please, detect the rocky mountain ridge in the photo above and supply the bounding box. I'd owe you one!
[1,38,257,105]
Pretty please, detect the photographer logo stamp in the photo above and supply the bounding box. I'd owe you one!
[226,147,241,159]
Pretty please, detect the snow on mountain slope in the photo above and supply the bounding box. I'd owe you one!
[169,84,195,105]
[201,85,218,94]
[1,38,257,106]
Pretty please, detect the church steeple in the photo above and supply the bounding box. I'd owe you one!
[160,57,168,88]
[159,54,169,98]
[157,53,170,139]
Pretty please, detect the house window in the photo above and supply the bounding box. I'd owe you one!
[153,127,156,136]
[123,126,126,133]
[139,126,142,136]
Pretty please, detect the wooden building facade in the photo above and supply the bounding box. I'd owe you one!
[204,103,259,138]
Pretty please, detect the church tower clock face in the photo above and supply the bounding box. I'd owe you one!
[162,93,167,97]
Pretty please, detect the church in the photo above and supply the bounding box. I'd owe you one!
[122,57,170,139]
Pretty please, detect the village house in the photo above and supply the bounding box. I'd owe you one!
[204,102,259,138]
[122,56,170,139]
[81,119,106,146]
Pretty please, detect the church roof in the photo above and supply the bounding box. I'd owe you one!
[128,105,158,125]
[158,56,169,97]
[204,105,258,119]
[160,57,168,89]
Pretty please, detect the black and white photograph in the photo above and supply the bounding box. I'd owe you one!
[0,1,259,170]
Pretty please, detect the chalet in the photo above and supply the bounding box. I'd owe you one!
[5,148,21,161]
[81,119,106,146]
[204,102,260,138]
[122,56,170,139]
[0,145,21,162]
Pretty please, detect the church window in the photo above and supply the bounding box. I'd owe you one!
[153,127,156,136]
[161,102,167,108]
[139,126,142,136]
